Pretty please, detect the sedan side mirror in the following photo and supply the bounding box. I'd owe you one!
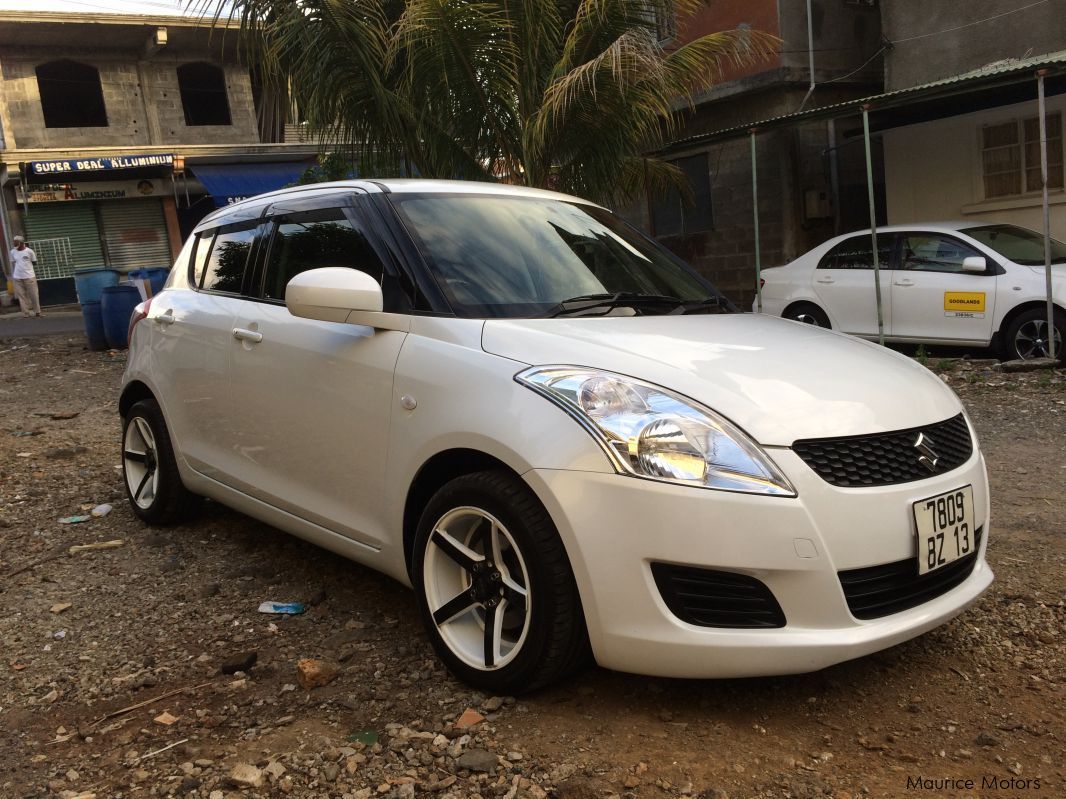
[286,267,409,331]
[962,256,987,273]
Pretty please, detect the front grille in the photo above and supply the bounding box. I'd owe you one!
[838,527,983,620]
[651,563,786,628]
[793,413,972,487]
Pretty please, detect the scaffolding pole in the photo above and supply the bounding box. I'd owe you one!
[1037,70,1057,360]
[862,106,885,346]
[751,130,763,313]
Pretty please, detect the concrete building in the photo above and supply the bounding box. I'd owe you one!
[628,0,884,306]
[879,3,1066,239]
[0,10,319,304]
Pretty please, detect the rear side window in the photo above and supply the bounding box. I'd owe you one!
[261,207,385,302]
[201,224,257,293]
[818,234,895,270]
[190,232,213,287]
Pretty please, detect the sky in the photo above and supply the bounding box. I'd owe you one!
[0,1,196,14]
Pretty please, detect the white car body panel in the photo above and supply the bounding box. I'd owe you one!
[481,314,960,446]
[122,182,994,680]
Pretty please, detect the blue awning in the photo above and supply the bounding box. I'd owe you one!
[190,161,313,207]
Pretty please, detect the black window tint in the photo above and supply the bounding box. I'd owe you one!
[819,234,894,270]
[901,234,983,273]
[262,208,385,302]
[177,62,231,126]
[190,231,214,287]
[650,152,713,237]
[202,226,255,293]
[36,60,108,128]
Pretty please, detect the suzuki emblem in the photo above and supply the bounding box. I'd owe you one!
[914,432,939,472]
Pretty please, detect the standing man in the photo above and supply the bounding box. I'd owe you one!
[9,234,42,318]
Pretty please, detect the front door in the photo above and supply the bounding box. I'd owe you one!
[889,232,998,344]
[811,233,896,337]
[226,204,406,548]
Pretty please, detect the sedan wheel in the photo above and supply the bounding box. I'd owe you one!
[1005,308,1065,361]
[412,470,589,693]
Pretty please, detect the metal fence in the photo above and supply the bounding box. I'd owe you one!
[26,237,75,280]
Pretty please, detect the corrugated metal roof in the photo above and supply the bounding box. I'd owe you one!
[665,49,1066,151]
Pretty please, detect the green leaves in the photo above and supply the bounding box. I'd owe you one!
[210,0,777,205]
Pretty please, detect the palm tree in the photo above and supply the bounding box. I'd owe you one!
[209,0,776,205]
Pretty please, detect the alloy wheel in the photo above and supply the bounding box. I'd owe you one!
[422,507,531,671]
[1014,318,1062,359]
[123,415,159,510]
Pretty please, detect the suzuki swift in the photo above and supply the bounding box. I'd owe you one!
[120,180,993,693]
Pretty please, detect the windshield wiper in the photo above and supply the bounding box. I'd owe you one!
[542,292,686,318]
[667,295,730,315]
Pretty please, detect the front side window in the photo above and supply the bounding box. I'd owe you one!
[36,60,108,128]
[818,234,895,270]
[261,208,385,301]
[177,62,232,126]
[963,223,1066,266]
[201,225,256,293]
[900,234,983,274]
[392,193,720,318]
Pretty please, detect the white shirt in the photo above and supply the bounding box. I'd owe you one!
[10,246,36,280]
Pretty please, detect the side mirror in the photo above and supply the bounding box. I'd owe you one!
[961,256,986,273]
[286,267,408,331]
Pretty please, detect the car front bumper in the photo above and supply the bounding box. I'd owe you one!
[525,445,992,679]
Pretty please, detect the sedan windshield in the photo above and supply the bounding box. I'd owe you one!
[391,193,728,318]
[961,224,1066,265]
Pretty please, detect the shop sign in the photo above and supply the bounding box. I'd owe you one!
[27,154,175,176]
[16,179,165,204]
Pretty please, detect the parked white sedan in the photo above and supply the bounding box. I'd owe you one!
[120,181,992,692]
[757,222,1065,360]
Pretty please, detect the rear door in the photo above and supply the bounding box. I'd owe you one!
[226,196,409,548]
[149,221,258,481]
[889,232,998,344]
[811,233,897,336]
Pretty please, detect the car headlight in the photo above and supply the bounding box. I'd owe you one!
[516,367,795,496]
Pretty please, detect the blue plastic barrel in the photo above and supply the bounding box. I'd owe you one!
[73,268,120,304]
[80,301,108,351]
[100,284,142,349]
[146,267,170,295]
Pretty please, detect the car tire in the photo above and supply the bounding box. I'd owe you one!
[122,399,202,525]
[412,470,590,693]
[1003,307,1065,361]
[783,302,831,328]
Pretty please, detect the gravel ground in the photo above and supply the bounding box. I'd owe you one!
[0,336,1063,799]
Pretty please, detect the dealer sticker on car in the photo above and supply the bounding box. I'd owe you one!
[913,485,975,574]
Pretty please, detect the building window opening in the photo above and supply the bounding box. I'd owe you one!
[981,113,1063,199]
[177,62,232,126]
[36,60,108,128]
[650,153,714,237]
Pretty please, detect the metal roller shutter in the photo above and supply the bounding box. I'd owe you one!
[22,202,105,278]
[99,199,171,269]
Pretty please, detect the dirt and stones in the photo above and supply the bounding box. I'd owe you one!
[0,336,1063,799]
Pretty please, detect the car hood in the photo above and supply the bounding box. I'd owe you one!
[481,314,961,446]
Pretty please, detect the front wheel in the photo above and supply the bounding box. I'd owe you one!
[1003,308,1065,361]
[122,399,201,525]
[412,471,589,693]
[782,302,831,328]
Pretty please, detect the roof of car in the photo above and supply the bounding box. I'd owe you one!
[196,179,599,229]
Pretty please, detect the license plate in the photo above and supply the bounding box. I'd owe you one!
[913,485,976,575]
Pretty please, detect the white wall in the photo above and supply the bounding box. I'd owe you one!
[883,94,1066,240]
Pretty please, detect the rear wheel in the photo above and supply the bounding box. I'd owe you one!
[412,470,589,693]
[1003,308,1065,361]
[783,302,831,328]
[122,399,201,525]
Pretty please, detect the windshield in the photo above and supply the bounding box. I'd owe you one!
[962,224,1066,265]
[391,193,728,318]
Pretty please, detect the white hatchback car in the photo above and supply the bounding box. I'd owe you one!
[757,222,1065,360]
[121,181,992,692]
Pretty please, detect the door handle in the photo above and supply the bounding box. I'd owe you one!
[893,279,914,287]
[154,310,175,326]
[233,328,263,344]
[816,277,835,284]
